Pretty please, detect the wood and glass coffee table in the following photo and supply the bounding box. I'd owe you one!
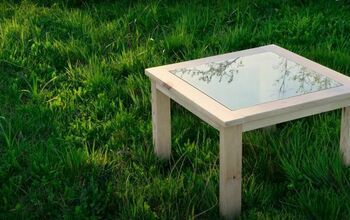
[145,44,350,218]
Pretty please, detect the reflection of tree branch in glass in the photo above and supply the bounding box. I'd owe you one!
[170,52,342,111]
[273,56,340,97]
[172,57,242,83]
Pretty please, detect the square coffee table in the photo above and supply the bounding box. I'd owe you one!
[145,45,350,218]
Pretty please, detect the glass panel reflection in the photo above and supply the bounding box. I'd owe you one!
[170,52,341,110]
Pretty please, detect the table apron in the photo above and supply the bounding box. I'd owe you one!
[155,82,222,130]
[243,98,350,132]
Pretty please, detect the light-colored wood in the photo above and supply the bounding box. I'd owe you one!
[220,125,242,218]
[145,44,350,129]
[156,82,222,129]
[266,44,350,85]
[147,46,267,73]
[230,87,350,127]
[145,44,350,217]
[146,71,241,128]
[244,98,350,132]
[151,81,171,159]
[340,107,350,166]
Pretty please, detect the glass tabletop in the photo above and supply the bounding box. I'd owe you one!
[170,52,342,110]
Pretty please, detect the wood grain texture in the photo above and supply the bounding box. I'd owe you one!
[151,81,171,159]
[340,107,350,166]
[219,125,243,218]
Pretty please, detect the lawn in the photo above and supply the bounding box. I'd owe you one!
[1,0,350,219]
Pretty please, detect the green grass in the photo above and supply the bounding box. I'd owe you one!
[1,0,350,219]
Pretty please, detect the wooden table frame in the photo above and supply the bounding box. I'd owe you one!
[145,45,350,218]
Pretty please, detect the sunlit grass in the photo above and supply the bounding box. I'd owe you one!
[1,0,350,219]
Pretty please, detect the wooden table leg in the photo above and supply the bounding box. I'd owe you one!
[220,125,243,218]
[340,107,350,166]
[151,81,171,159]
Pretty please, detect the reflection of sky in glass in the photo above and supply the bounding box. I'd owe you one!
[170,52,342,110]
